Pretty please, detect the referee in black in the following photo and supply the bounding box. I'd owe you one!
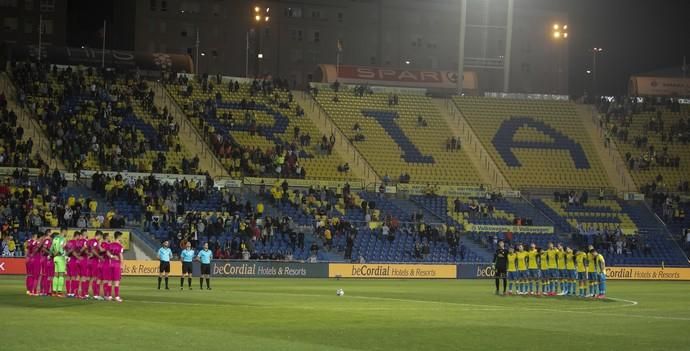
[493,240,508,295]
[157,240,173,289]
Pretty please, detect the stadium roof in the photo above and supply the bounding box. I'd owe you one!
[636,65,689,78]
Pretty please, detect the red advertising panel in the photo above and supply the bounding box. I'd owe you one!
[0,257,27,275]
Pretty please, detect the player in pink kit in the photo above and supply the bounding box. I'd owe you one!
[40,231,55,296]
[75,229,89,298]
[65,233,77,297]
[106,231,125,302]
[100,232,112,300]
[31,232,48,296]
[25,233,39,295]
[86,231,103,300]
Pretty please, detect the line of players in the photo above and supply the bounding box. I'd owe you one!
[495,241,607,298]
[23,228,125,302]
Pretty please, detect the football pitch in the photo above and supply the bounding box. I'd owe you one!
[1,277,689,351]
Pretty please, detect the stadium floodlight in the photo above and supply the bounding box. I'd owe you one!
[254,6,260,12]
[405,60,411,65]
[255,15,261,21]
[586,70,592,74]
[552,23,568,40]
[257,53,263,59]
[201,52,206,56]
[265,16,269,22]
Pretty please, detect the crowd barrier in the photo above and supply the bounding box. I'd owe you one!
[2,258,690,280]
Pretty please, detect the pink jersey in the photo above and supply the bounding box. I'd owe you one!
[41,238,53,257]
[99,242,111,264]
[27,239,39,257]
[107,242,124,262]
[75,238,87,258]
[86,239,101,260]
[65,240,76,256]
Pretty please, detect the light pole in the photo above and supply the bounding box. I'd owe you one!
[551,23,568,94]
[591,47,604,97]
[249,5,270,78]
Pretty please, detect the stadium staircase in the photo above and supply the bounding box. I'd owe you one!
[435,98,504,188]
[0,72,65,170]
[576,104,635,192]
[154,83,227,177]
[295,91,379,184]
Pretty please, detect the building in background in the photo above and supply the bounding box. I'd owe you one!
[1,0,567,95]
[0,0,67,48]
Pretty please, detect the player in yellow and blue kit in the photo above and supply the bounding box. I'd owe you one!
[564,247,577,296]
[506,247,518,295]
[545,243,558,296]
[586,245,599,297]
[575,248,587,297]
[556,244,567,295]
[592,249,607,298]
[515,245,528,295]
[538,248,550,295]
[526,243,539,295]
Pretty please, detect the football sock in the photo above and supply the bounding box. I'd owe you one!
[200,278,204,289]
[165,277,169,288]
[158,277,162,289]
[188,278,192,287]
[180,277,184,287]
[114,286,120,297]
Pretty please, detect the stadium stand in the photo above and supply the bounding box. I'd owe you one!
[165,75,355,181]
[411,193,563,255]
[0,168,125,255]
[599,98,690,193]
[453,96,610,189]
[313,88,479,185]
[0,93,45,169]
[533,194,688,266]
[9,63,197,174]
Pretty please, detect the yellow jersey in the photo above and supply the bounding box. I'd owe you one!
[595,255,606,273]
[539,251,549,270]
[507,252,517,272]
[546,249,557,269]
[556,249,566,270]
[516,251,528,271]
[527,249,538,269]
[575,252,586,272]
[586,252,596,273]
[565,252,576,270]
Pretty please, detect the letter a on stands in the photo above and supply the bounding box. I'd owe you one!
[492,116,590,169]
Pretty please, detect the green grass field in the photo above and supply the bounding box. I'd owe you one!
[1,277,689,351]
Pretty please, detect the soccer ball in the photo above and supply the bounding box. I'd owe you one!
[336,289,345,296]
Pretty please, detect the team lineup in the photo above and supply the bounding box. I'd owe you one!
[22,229,214,302]
[493,241,607,298]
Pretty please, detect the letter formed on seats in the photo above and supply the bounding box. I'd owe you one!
[361,110,434,164]
[492,116,590,169]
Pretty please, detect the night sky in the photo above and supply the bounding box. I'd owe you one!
[65,0,690,96]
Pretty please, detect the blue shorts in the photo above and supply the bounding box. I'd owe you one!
[577,272,587,280]
[507,271,518,280]
[518,270,528,279]
[588,272,598,281]
[549,269,560,279]
[567,270,577,279]
[560,269,568,278]
[528,269,540,279]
